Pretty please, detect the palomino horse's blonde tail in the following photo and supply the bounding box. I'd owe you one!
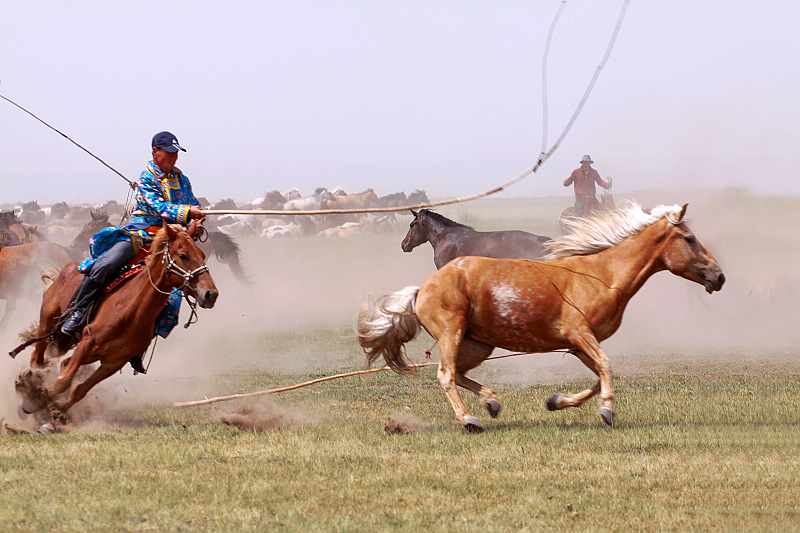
[356,286,421,375]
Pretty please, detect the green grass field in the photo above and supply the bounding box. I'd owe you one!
[2,191,799,532]
[2,363,799,532]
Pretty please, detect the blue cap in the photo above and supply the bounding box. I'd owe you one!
[152,131,186,153]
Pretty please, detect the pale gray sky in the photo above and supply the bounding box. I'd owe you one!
[1,1,797,205]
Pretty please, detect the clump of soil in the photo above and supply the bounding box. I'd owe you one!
[13,368,76,432]
[384,411,430,434]
[219,401,305,431]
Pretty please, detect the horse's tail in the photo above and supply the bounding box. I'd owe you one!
[17,321,40,343]
[40,268,60,287]
[356,286,421,375]
[207,230,252,285]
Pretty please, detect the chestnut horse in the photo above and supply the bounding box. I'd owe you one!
[401,209,551,269]
[10,223,218,419]
[359,202,725,431]
[0,242,73,329]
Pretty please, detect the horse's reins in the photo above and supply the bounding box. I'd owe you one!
[146,240,210,295]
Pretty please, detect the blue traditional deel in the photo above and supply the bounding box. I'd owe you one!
[130,161,201,253]
[76,160,201,338]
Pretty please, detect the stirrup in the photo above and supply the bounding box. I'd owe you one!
[61,309,85,337]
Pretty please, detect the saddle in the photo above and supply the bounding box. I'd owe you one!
[103,246,152,294]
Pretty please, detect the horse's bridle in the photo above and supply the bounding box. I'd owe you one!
[147,240,209,295]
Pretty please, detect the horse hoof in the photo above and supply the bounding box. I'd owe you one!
[485,399,502,419]
[17,398,37,419]
[598,407,615,426]
[463,417,484,433]
[37,423,56,435]
[546,394,565,411]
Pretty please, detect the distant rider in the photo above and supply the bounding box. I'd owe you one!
[563,155,612,217]
[61,131,205,373]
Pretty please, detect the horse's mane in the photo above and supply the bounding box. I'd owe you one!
[544,200,683,259]
[419,209,473,230]
[146,224,185,269]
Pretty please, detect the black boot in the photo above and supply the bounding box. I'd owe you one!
[129,352,146,375]
[61,277,103,337]
[61,309,86,337]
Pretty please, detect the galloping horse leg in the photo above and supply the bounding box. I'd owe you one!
[30,338,49,369]
[57,361,121,413]
[436,327,485,433]
[51,340,92,396]
[563,331,615,425]
[545,349,601,411]
[456,374,502,419]
[454,337,500,418]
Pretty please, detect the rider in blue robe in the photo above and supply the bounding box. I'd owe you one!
[63,131,205,373]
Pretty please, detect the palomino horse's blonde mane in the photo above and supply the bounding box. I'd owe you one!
[544,200,683,260]
[145,224,186,270]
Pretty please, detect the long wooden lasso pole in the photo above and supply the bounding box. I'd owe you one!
[172,350,566,408]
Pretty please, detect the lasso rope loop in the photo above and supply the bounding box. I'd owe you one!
[1,2,631,217]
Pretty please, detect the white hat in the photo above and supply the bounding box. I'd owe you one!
[580,155,593,163]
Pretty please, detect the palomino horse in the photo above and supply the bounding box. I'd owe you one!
[0,242,73,329]
[401,209,552,269]
[359,202,725,431]
[321,188,380,210]
[559,187,615,235]
[10,223,218,420]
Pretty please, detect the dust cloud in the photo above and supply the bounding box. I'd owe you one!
[2,190,798,431]
[384,411,431,435]
[218,399,311,431]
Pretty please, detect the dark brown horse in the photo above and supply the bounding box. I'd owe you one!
[11,223,218,421]
[68,210,112,260]
[401,209,551,269]
[359,202,725,431]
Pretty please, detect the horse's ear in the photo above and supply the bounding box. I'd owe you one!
[187,220,199,239]
[410,209,418,216]
[164,223,177,240]
[678,203,688,222]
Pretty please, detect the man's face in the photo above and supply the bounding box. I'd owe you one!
[153,147,179,172]
[581,162,592,171]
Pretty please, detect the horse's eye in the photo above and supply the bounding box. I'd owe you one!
[179,254,189,261]
[685,235,696,245]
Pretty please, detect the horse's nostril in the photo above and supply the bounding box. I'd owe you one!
[718,273,726,286]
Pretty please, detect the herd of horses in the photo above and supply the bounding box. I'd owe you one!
[2,188,726,433]
[206,187,430,239]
